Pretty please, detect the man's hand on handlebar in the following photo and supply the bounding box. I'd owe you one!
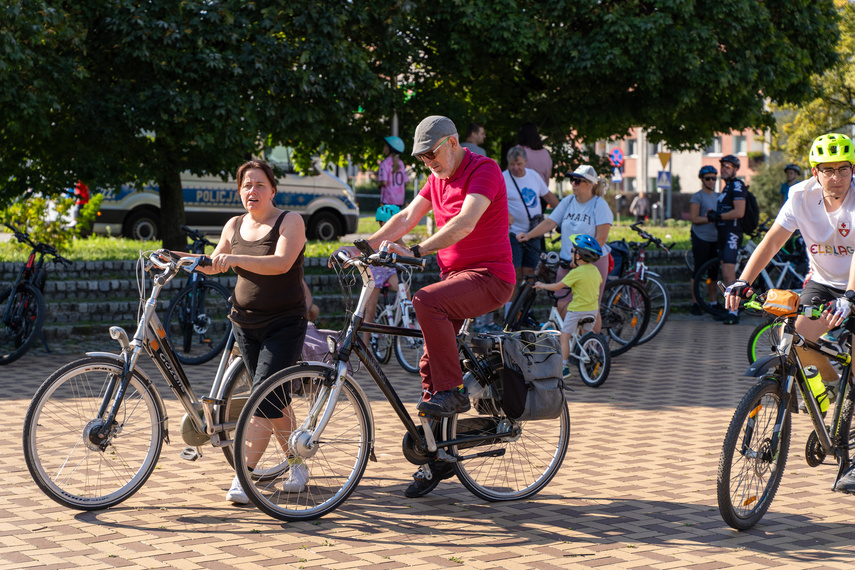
[724,279,753,311]
[329,245,360,267]
[825,296,852,329]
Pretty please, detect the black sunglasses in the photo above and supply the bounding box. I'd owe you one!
[703,176,717,182]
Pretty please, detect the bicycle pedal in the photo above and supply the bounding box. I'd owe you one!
[201,397,225,406]
[179,446,201,461]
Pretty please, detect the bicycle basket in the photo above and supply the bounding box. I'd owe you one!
[762,289,800,317]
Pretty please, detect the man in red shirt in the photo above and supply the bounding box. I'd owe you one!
[336,115,514,496]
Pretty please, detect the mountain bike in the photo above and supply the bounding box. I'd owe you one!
[231,241,570,521]
[608,221,673,345]
[368,265,423,374]
[1,223,72,365]
[163,226,232,365]
[504,252,610,386]
[717,288,855,530]
[22,251,261,510]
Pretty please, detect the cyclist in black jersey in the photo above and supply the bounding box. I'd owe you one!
[710,154,746,325]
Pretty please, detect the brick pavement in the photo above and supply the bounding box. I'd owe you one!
[2,319,855,569]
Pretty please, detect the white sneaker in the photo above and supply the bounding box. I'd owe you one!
[281,463,309,493]
[226,475,249,504]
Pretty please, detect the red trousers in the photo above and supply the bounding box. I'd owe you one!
[412,269,514,394]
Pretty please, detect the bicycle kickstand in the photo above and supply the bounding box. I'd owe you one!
[40,330,52,353]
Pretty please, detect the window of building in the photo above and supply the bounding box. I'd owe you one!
[704,137,722,155]
[624,177,636,193]
[627,138,638,157]
[734,135,748,154]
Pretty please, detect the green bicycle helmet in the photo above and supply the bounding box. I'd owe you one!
[809,133,855,167]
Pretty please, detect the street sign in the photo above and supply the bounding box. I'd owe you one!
[658,152,671,169]
[657,171,671,189]
[609,148,625,168]
[611,168,623,183]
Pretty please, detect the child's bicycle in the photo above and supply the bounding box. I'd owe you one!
[367,264,423,374]
[22,250,263,510]
[717,286,855,530]
[229,241,570,521]
[1,223,72,364]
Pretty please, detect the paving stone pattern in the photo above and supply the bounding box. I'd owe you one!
[3,320,855,569]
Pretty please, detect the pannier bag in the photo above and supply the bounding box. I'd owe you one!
[499,330,566,421]
[607,240,631,278]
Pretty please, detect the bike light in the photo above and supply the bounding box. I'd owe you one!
[326,335,337,354]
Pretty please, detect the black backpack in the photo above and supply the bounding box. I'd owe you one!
[740,186,760,235]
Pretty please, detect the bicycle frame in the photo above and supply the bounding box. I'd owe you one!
[755,315,852,465]
[87,254,238,451]
[301,255,515,461]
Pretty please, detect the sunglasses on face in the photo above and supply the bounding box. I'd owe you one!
[570,178,586,185]
[703,176,717,182]
[416,137,451,162]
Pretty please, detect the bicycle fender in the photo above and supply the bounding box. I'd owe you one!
[745,353,787,377]
[301,361,377,461]
[85,352,170,444]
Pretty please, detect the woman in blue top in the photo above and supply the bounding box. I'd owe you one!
[517,165,613,327]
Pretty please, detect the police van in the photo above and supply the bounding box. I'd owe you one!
[94,154,359,241]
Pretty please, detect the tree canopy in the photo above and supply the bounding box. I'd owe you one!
[0,0,841,246]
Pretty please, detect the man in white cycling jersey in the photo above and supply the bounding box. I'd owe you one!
[724,132,855,494]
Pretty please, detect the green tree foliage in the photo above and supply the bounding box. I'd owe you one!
[0,193,103,251]
[781,1,855,162]
[745,157,790,222]
[1,0,840,248]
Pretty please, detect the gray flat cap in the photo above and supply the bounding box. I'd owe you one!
[412,116,458,156]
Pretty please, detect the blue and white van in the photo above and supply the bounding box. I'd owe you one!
[94,156,358,241]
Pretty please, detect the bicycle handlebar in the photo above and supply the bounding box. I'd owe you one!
[716,281,830,319]
[628,221,671,254]
[180,225,215,249]
[5,222,73,264]
[149,250,211,273]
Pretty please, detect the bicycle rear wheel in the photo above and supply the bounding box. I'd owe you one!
[164,280,232,365]
[717,378,790,530]
[233,364,372,521]
[22,356,164,510]
[599,279,650,357]
[637,276,670,345]
[747,320,783,365]
[394,302,424,374]
[577,332,611,388]
[0,283,46,365]
[449,402,570,501]
[369,301,393,364]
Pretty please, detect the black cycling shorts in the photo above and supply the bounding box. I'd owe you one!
[799,280,844,306]
[717,229,743,264]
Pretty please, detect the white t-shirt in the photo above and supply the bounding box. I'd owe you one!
[776,177,855,288]
[504,168,551,235]
[548,194,614,259]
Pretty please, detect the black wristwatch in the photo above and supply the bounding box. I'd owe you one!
[845,290,855,302]
[410,244,422,258]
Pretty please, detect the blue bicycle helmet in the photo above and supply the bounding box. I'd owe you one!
[720,154,741,170]
[384,136,405,154]
[570,234,603,263]
[375,204,401,223]
[784,163,802,175]
[699,165,718,178]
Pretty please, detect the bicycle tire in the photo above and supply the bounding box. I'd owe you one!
[836,380,855,481]
[693,255,763,317]
[22,355,164,510]
[217,356,253,469]
[599,278,650,357]
[394,302,424,374]
[450,401,570,501]
[233,364,372,521]
[369,300,392,364]
[164,280,232,366]
[683,249,694,272]
[746,320,783,365]
[577,332,611,388]
[717,378,791,530]
[636,275,670,345]
[0,283,46,365]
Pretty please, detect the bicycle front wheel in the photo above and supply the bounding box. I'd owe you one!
[164,280,232,365]
[599,279,650,357]
[233,364,372,521]
[450,402,570,501]
[747,320,783,365]
[369,301,393,364]
[394,303,424,374]
[637,276,670,345]
[22,356,164,510]
[717,378,790,530]
[0,283,46,365]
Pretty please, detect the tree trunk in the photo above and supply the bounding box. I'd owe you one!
[158,169,187,251]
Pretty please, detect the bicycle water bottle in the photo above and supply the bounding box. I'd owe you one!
[803,365,830,414]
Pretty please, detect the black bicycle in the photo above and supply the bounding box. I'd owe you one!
[162,226,232,365]
[1,224,72,365]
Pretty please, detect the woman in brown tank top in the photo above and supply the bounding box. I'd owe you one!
[191,160,310,503]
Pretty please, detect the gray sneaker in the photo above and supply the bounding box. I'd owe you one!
[417,389,470,417]
[833,464,855,494]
